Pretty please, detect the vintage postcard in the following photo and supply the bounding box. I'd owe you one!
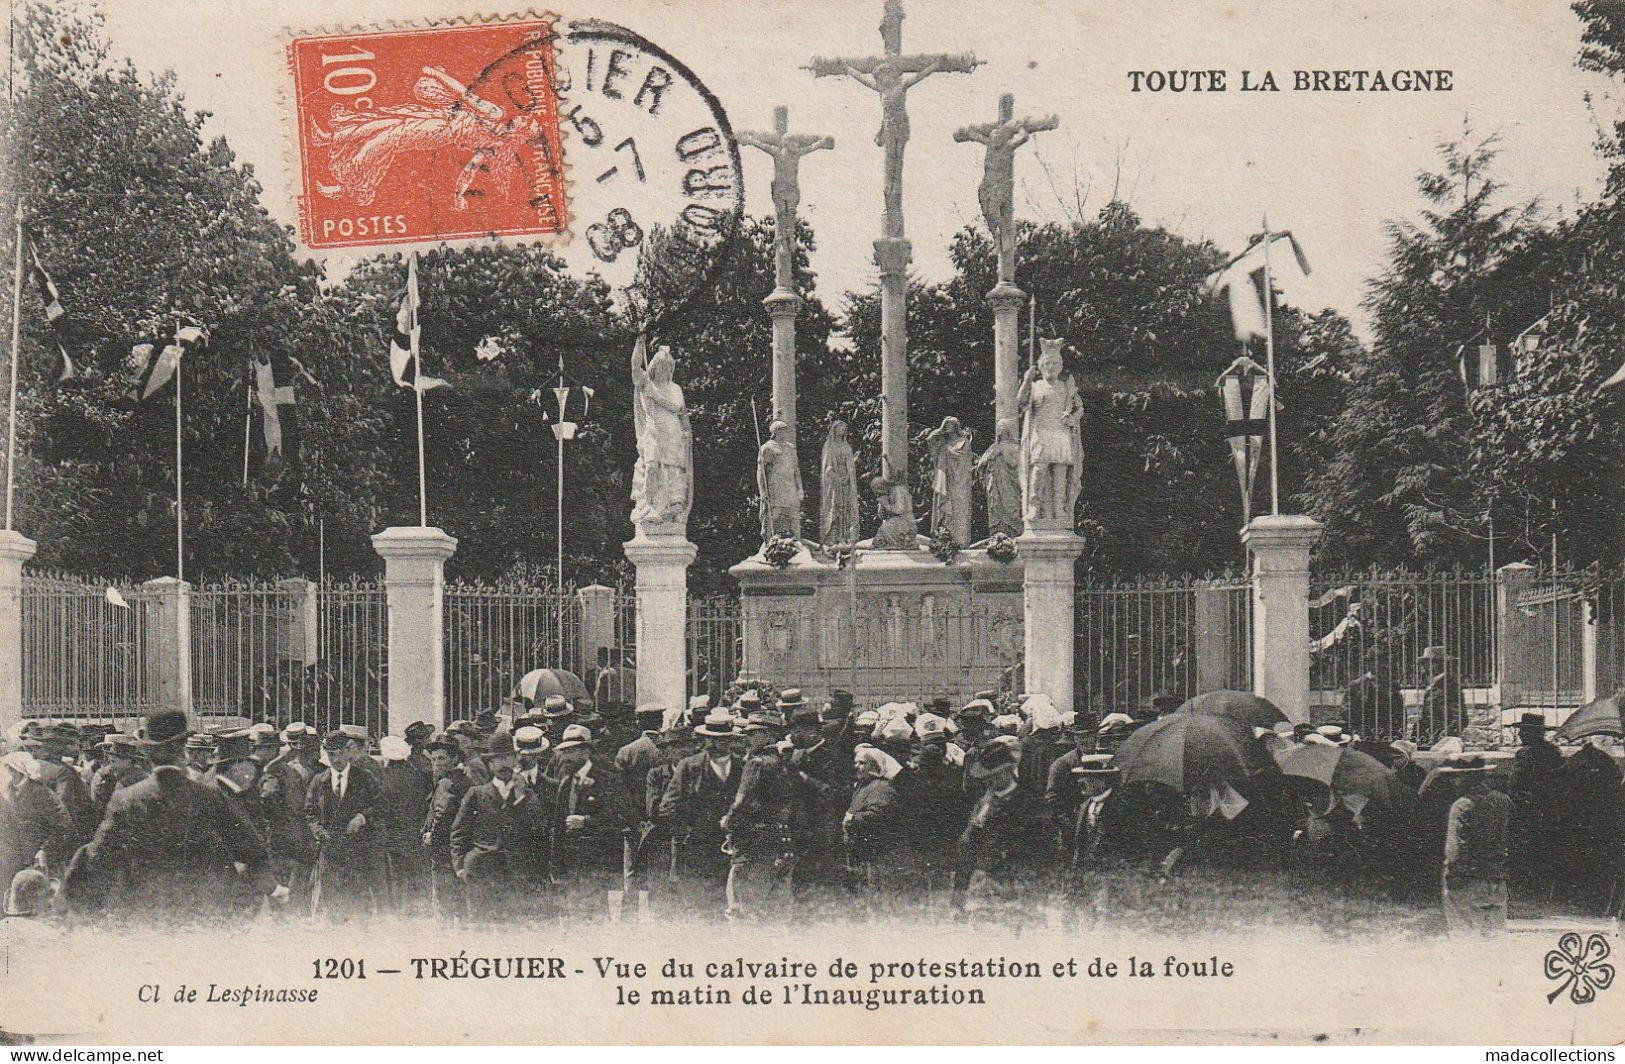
[0,0,1622,1049]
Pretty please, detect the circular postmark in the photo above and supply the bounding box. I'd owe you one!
[548,19,745,334]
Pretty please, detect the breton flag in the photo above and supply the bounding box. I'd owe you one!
[25,235,75,384]
[127,323,207,401]
[1203,231,1312,342]
[1457,339,1499,391]
[253,356,298,470]
[388,253,447,392]
[1217,355,1271,524]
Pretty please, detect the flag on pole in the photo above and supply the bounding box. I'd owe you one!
[1458,340,1499,391]
[25,235,76,384]
[252,356,298,472]
[127,324,207,401]
[1216,355,1272,524]
[1203,231,1312,342]
[388,254,447,392]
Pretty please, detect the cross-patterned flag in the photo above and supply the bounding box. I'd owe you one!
[1217,355,1272,524]
[1203,231,1312,342]
[253,356,298,470]
[388,253,447,392]
[1458,340,1499,391]
[25,235,75,384]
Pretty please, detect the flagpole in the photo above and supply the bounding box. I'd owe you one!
[5,196,23,530]
[175,353,184,581]
[556,350,565,591]
[1260,216,1281,516]
[411,254,428,528]
[241,360,253,488]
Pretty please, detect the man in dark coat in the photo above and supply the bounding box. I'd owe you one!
[783,692,846,897]
[722,710,796,919]
[897,713,966,890]
[548,724,635,916]
[30,723,97,849]
[1509,712,1562,914]
[64,709,278,921]
[1416,646,1467,742]
[89,734,149,817]
[1554,741,1625,917]
[615,704,668,801]
[260,722,320,913]
[421,732,474,919]
[378,731,435,915]
[1045,716,1097,855]
[450,729,551,920]
[660,710,743,907]
[1,748,73,888]
[209,730,270,838]
[954,737,1041,919]
[639,713,696,896]
[304,729,383,921]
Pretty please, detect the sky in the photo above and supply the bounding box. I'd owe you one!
[98,0,1619,339]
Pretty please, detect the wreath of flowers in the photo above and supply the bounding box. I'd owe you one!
[723,677,781,712]
[929,528,961,564]
[763,535,800,570]
[986,531,1018,564]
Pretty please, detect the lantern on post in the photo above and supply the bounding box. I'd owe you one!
[1216,354,1272,525]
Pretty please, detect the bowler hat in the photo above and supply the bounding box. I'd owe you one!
[209,729,258,767]
[137,708,190,749]
[1516,712,1557,731]
[828,689,854,711]
[403,721,435,745]
[423,733,463,760]
[472,709,500,735]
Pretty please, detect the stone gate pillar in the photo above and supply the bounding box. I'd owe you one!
[1243,514,1323,723]
[372,526,457,736]
[141,575,193,716]
[1019,529,1083,714]
[623,532,696,716]
[0,530,37,733]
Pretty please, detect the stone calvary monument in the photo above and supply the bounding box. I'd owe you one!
[720,0,1088,713]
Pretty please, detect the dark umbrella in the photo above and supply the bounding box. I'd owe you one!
[1115,712,1274,793]
[1274,743,1397,807]
[1556,692,1624,742]
[1176,690,1288,732]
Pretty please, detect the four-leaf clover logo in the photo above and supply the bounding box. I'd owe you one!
[1545,932,1614,1004]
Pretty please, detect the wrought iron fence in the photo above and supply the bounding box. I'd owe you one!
[443,578,587,721]
[687,595,740,708]
[1305,566,1620,746]
[1074,575,1252,722]
[20,570,155,728]
[190,578,387,734]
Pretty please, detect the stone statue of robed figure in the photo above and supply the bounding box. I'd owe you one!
[629,335,693,534]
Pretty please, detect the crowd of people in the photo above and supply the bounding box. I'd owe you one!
[1,684,1622,932]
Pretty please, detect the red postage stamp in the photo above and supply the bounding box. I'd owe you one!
[288,19,567,249]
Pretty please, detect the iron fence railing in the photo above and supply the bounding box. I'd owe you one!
[443,579,585,721]
[1074,575,1252,722]
[687,595,740,708]
[20,570,156,728]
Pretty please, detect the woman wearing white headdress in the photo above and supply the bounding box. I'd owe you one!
[629,334,693,531]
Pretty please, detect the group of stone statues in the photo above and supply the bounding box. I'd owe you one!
[628,331,1084,548]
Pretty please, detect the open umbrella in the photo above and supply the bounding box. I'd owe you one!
[1115,711,1274,794]
[512,668,590,709]
[1274,743,1397,808]
[1176,690,1288,732]
[1556,692,1624,742]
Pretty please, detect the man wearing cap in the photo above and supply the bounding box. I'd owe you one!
[721,708,797,919]
[32,724,97,849]
[660,709,743,906]
[1044,714,1097,853]
[90,734,149,818]
[547,723,634,915]
[64,709,276,920]
[1440,756,1513,934]
[305,730,384,920]
[421,732,474,918]
[451,728,549,920]
[379,732,435,915]
[183,732,215,782]
[260,723,320,912]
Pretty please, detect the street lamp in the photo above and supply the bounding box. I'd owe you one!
[1215,354,1272,526]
